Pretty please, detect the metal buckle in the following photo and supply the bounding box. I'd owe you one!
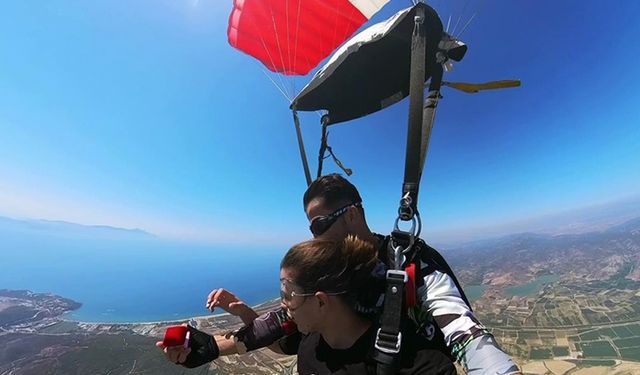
[386,269,408,283]
[375,328,403,354]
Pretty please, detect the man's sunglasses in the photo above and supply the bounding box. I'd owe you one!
[309,201,362,237]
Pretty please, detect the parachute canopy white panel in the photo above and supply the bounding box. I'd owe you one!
[291,3,465,125]
[227,0,391,76]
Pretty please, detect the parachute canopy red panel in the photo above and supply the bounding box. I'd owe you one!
[227,0,390,75]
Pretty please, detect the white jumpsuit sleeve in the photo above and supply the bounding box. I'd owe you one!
[419,266,520,375]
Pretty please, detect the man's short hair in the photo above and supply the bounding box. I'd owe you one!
[303,174,363,211]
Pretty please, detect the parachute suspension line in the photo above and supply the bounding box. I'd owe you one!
[256,30,292,101]
[260,67,292,103]
[292,111,312,186]
[292,0,302,79]
[450,0,471,36]
[284,0,295,97]
[446,15,452,33]
[456,12,476,39]
[268,2,291,98]
[456,0,485,40]
[285,0,291,75]
[450,14,463,36]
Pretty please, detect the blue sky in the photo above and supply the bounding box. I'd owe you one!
[0,0,639,246]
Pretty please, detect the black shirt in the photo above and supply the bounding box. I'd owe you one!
[296,325,457,375]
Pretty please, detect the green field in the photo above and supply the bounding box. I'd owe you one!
[519,331,539,340]
[530,348,553,360]
[619,347,640,362]
[581,341,618,357]
[552,346,570,356]
[627,324,640,336]
[613,337,640,349]
[599,328,616,337]
[612,325,635,338]
[577,359,617,367]
[579,330,601,340]
[40,321,81,334]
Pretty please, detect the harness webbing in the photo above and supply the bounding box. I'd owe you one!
[419,66,443,178]
[376,6,432,375]
[399,6,427,222]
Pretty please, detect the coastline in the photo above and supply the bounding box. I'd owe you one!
[62,297,282,326]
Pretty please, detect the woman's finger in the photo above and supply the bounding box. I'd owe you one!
[206,289,218,308]
[177,347,191,363]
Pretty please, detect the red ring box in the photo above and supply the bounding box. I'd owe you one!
[163,325,189,347]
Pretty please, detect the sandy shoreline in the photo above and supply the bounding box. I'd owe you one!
[62,298,281,326]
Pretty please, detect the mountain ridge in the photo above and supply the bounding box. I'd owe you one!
[0,215,155,240]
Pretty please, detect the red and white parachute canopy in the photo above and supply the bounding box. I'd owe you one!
[227,0,390,75]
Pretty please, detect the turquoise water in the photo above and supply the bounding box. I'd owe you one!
[1,230,283,322]
[464,274,559,302]
[463,284,487,302]
[504,274,559,297]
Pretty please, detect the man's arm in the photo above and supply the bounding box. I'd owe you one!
[416,243,521,375]
[419,269,520,375]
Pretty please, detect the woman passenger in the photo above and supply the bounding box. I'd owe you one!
[280,235,457,375]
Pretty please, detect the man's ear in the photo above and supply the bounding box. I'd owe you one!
[345,205,359,223]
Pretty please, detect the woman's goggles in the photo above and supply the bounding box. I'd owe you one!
[280,279,348,307]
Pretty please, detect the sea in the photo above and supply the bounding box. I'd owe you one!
[1,229,283,323]
[1,224,562,323]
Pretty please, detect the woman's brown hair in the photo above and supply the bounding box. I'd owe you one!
[281,235,380,307]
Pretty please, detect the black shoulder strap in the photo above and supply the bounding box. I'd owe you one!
[399,5,427,222]
[374,7,427,375]
[374,265,406,375]
[416,239,471,308]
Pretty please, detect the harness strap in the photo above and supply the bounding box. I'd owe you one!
[399,6,427,221]
[374,268,406,375]
[375,10,426,374]
[419,68,443,178]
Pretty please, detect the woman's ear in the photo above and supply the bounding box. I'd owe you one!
[315,291,329,308]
